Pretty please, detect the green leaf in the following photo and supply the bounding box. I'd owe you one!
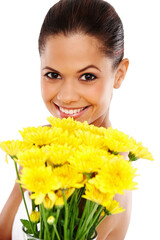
[25,229,34,235]
[129,152,139,161]
[20,219,32,232]
[110,150,119,155]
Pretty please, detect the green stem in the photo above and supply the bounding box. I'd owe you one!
[39,205,44,239]
[96,211,109,228]
[53,223,61,240]
[69,190,79,239]
[62,190,68,240]
[41,204,51,240]
[77,187,85,204]
[52,208,61,239]
[13,160,35,235]
[75,199,90,240]
[80,202,99,237]
[79,205,104,240]
[32,198,36,211]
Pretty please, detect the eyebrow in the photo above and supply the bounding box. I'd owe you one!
[42,65,101,73]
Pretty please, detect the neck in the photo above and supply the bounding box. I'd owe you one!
[90,108,112,129]
[100,116,112,129]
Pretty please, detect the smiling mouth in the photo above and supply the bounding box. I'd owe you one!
[54,104,89,115]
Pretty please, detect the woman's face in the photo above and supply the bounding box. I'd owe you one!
[40,34,119,128]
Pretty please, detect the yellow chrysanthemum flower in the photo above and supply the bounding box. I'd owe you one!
[47,116,106,137]
[54,131,81,147]
[69,147,127,174]
[17,147,47,168]
[79,122,106,136]
[54,188,75,207]
[19,126,62,146]
[43,144,73,166]
[82,183,114,206]
[30,210,40,222]
[105,199,125,215]
[0,140,32,163]
[83,183,125,215]
[104,127,135,153]
[129,140,154,161]
[89,158,138,194]
[68,146,109,173]
[52,164,84,189]
[43,193,57,209]
[74,130,105,149]
[47,116,82,133]
[18,166,59,205]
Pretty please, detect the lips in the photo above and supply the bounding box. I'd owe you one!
[54,103,89,118]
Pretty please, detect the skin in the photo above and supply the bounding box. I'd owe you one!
[0,33,130,240]
[0,167,25,240]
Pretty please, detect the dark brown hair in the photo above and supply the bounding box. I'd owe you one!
[38,0,124,69]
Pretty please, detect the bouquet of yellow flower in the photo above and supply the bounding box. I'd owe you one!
[0,117,154,240]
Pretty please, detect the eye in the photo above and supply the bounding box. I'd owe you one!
[81,73,97,81]
[44,72,61,79]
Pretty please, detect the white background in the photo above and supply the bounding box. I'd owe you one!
[0,0,159,239]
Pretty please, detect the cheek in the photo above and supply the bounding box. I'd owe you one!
[86,80,113,106]
[41,80,56,102]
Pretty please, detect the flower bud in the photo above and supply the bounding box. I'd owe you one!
[43,195,55,209]
[47,216,55,225]
[30,210,40,223]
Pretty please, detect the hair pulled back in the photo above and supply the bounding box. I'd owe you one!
[38,0,124,69]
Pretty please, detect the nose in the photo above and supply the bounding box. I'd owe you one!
[56,79,80,104]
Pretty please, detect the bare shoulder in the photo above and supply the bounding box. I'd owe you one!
[96,191,132,240]
[42,124,51,127]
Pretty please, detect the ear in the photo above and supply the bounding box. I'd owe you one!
[113,58,129,89]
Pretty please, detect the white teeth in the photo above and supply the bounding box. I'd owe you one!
[73,109,80,114]
[59,106,85,114]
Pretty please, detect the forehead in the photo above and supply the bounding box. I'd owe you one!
[41,33,113,72]
[42,34,103,58]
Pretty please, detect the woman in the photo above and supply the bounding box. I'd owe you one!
[0,0,130,239]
